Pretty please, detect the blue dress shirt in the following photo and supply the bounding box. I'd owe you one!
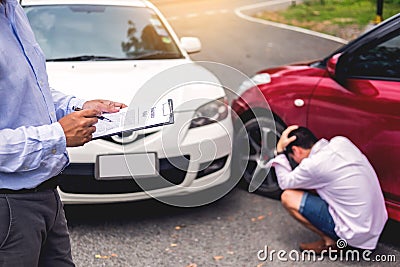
[0,0,84,190]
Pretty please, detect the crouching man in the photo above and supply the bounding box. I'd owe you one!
[271,125,387,253]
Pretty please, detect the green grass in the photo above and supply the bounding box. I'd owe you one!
[255,0,400,40]
[288,0,399,25]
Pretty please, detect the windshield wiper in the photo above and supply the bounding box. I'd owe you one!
[47,52,184,62]
[131,51,183,60]
[47,55,124,62]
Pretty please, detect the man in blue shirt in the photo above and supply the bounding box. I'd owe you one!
[0,0,126,265]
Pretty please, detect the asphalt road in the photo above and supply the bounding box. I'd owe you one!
[67,187,400,266]
[67,1,400,266]
[153,0,344,75]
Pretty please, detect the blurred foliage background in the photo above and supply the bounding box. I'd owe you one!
[255,0,400,40]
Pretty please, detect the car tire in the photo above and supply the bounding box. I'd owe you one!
[233,115,285,200]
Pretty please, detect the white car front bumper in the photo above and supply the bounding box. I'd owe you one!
[58,111,233,204]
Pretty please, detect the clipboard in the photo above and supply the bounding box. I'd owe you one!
[93,99,174,139]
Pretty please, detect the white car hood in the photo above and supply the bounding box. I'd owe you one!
[46,59,225,112]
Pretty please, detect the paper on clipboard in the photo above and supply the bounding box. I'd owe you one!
[93,99,174,139]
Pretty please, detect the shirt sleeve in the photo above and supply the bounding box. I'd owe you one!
[51,88,86,119]
[271,154,321,190]
[0,123,66,173]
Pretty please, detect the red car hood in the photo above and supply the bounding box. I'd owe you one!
[232,60,326,119]
[258,60,324,78]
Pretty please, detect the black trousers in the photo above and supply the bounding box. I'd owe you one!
[0,189,74,267]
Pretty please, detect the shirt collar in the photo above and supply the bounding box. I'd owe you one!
[1,0,17,21]
[1,0,17,8]
[2,0,18,4]
[309,138,329,156]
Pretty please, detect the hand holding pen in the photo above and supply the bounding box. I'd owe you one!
[58,100,126,147]
[72,106,112,122]
[59,109,100,147]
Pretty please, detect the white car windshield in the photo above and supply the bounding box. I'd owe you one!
[24,5,184,61]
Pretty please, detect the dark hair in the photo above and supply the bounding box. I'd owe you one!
[286,126,318,154]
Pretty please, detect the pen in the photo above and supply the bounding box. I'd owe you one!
[72,106,113,122]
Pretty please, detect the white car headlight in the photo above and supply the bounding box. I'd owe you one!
[189,97,228,129]
[237,73,271,96]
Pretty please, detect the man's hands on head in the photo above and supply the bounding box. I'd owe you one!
[82,99,127,113]
[276,125,299,153]
[59,99,127,147]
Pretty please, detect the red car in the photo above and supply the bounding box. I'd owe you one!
[232,13,400,221]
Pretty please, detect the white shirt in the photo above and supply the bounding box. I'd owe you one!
[272,136,388,249]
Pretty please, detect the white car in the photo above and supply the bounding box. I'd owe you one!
[22,0,233,205]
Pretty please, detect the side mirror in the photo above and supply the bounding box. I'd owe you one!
[326,53,341,78]
[180,37,201,54]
